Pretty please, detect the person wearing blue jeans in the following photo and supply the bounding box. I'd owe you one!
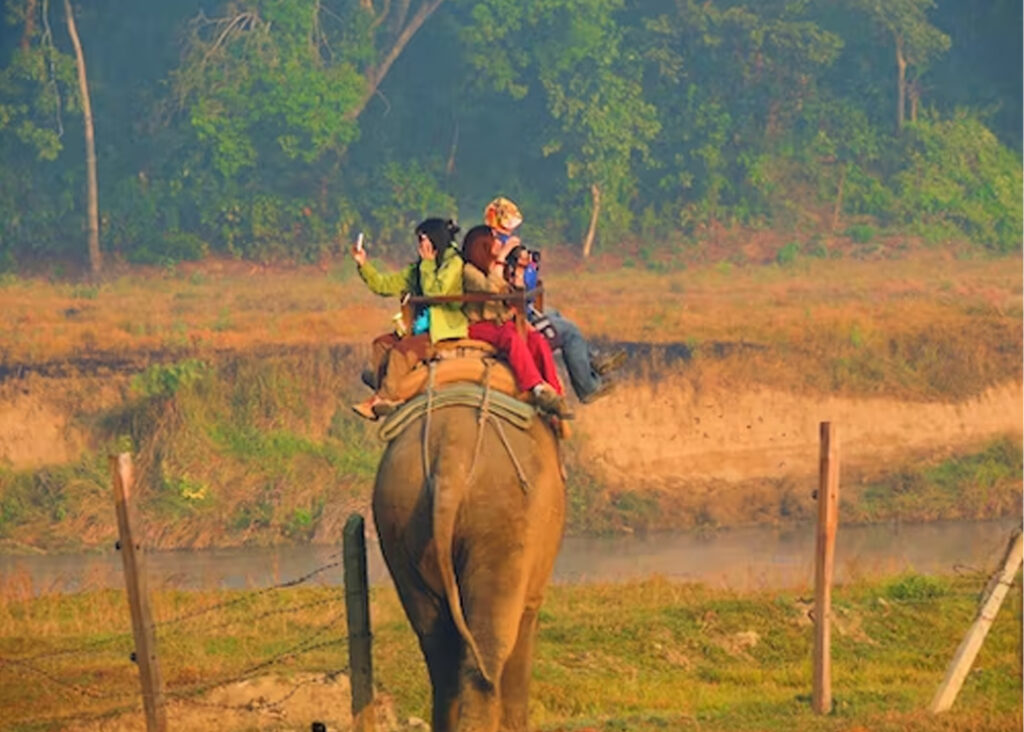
[501,240,625,403]
[484,196,625,403]
[541,306,613,403]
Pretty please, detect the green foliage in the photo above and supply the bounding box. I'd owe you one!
[881,573,950,601]
[854,438,1023,522]
[361,160,457,249]
[775,242,800,266]
[845,224,877,244]
[0,0,1019,265]
[131,359,210,398]
[893,114,1023,251]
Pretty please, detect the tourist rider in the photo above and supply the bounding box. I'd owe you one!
[461,225,572,419]
[484,197,625,403]
[351,218,466,419]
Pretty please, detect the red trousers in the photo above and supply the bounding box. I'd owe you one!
[469,320,563,394]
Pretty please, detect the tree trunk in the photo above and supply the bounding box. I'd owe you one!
[347,0,443,121]
[445,119,458,176]
[582,184,601,258]
[21,0,38,49]
[895,34,907,131]
[65,0,100,276]
[909,80,920,123]
[831,163,847,232]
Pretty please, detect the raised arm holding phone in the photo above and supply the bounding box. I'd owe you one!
[350,218,466,419]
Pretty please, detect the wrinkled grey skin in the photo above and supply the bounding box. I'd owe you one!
[372,406,565,732]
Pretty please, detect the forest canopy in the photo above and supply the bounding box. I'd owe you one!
[0,0,1020,269]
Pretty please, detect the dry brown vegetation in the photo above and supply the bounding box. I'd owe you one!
[1,245,1019,400]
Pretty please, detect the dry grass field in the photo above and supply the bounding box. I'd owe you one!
[1,244,1019,402]
[0,570,1019,731]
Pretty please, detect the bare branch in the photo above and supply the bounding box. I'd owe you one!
[201,12,260,67]
[369,0,392,33]
[348,0,443,120]
[40,0,64,138]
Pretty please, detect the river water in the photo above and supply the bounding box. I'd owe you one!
[1,518,1019,595]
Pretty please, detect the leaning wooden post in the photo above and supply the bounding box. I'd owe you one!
[110,453,167,732]
[344,514,375,732]
[813,422,840,714]
[929,529,1023,714]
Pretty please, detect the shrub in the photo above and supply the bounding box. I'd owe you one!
[132,360,209,398]
[883,574,950,601]
[776,241,801,266]
[894,114,1023,252]
[845,224,876,244]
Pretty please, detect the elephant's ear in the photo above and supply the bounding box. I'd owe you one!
[431,468,495,689]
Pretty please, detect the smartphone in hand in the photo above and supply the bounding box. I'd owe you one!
[355,232,365,253]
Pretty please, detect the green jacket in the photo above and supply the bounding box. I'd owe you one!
[358,243,469,343]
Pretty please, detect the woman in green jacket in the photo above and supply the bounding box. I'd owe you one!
[352,218,467,419]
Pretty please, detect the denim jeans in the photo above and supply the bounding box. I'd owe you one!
[539,307,602,401]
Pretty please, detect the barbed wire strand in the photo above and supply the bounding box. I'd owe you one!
[165,607,348,697]
[154,554,342,629]
[12,629,135,663]
[162,594,338,639]
[4,552,343,665]
[172,663,348,713]
[0,655,139,702]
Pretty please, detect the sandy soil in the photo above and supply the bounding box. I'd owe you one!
[574,375,1023,487]
[63,673,423,732]
[2,369,1020,488]
[0,373,129,469]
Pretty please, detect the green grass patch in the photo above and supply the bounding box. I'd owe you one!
[0,573,1018,731]
[850,437,1023,522]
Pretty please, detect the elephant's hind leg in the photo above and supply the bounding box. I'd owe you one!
[456,574,529,731]
[420,619,462,732]
[499,606,540,731]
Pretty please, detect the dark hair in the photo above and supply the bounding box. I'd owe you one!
[461,225,497,272]
[415,217,460,254]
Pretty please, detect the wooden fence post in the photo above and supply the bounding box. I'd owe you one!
[929,529,1023,713]
[344,513,375,732]
[813,422,840,714]
[110,453,167,732]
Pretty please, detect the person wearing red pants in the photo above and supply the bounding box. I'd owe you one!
[460,225,572,420]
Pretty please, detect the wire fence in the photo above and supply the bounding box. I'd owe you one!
[0,548,356,730]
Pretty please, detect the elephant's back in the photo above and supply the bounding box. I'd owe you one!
[373,405,565,555]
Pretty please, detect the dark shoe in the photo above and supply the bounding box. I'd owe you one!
[371,398,402,418]
[360,368,378,390]
[580,377,616,405]
[533,384,575,420]
[591,349,626,376]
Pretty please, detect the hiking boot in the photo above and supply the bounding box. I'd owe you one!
[532,384,575,420]
[580,376,616,405]
[360,368,378,390]
[591,349,626,376]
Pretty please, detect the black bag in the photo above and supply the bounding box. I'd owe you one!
[531,313,562,352]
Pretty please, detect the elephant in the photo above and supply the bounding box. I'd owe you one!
[372,403,566,732]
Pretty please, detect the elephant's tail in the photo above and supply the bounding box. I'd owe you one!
[431,461,494,689]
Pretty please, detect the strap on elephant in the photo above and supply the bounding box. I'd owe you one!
[377,361,534,494]
[421,361,437,491]
[467,360,530,493]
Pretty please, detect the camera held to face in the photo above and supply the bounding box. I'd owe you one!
[503,245,541,290]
